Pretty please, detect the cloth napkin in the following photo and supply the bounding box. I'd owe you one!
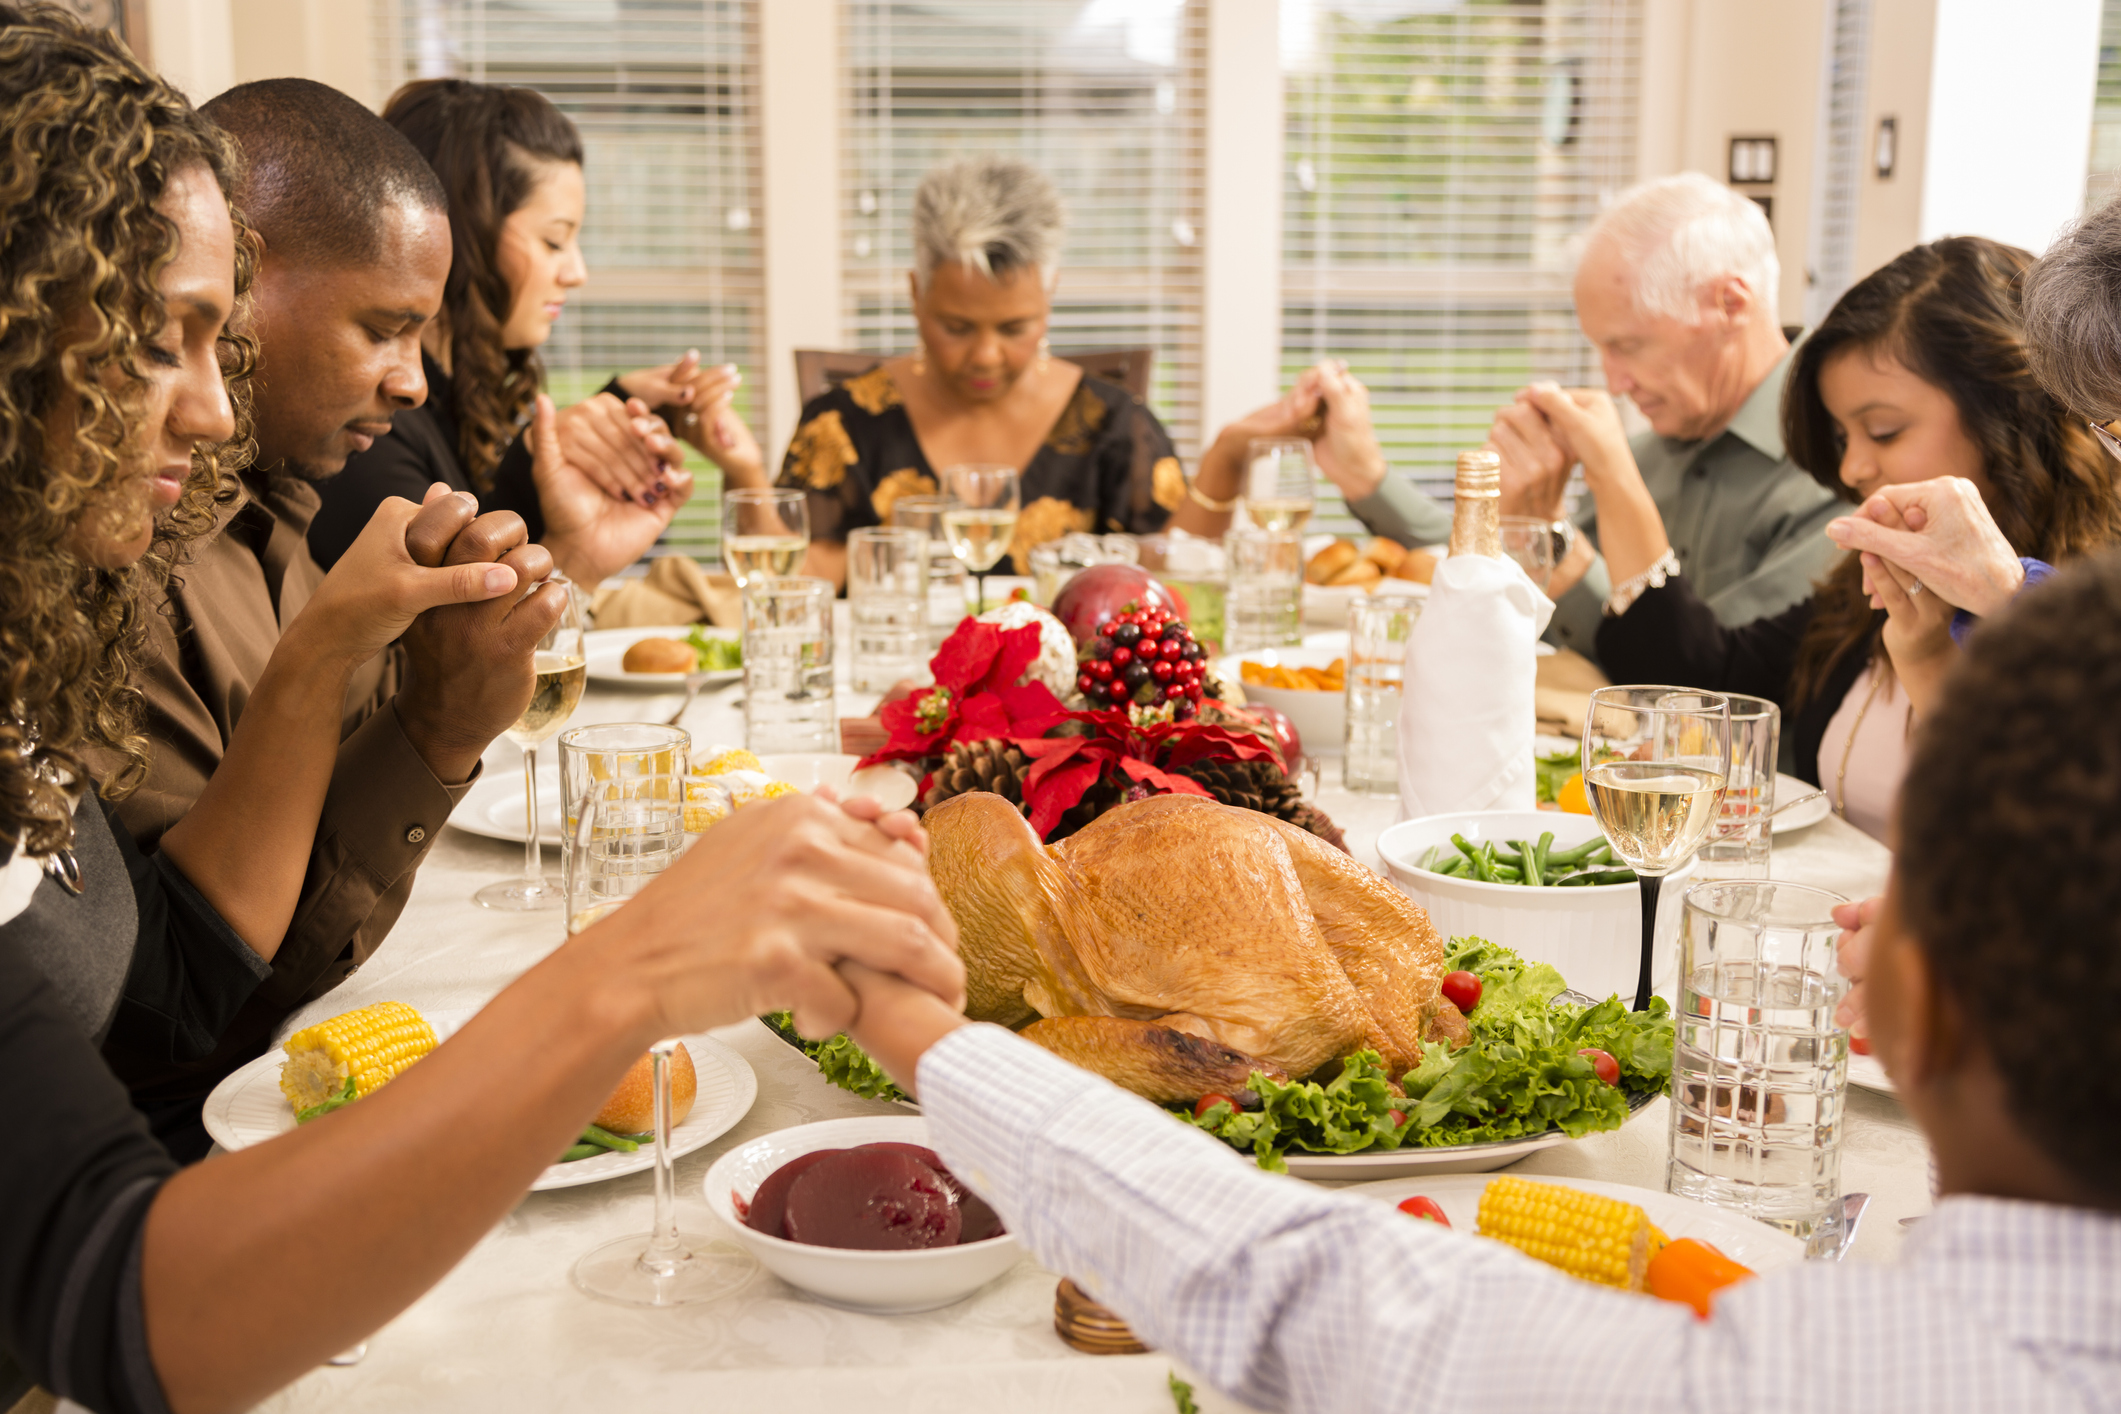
[589,554,743,629]
[1534,645,1610,737]
[1396,552,1554,820]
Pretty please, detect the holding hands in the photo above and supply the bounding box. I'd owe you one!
[618,348,767,485]
[532,391,697,585]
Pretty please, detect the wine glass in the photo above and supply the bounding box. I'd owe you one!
[1499,516,1558,593]
[1580,686,1733,1011]
[474,573,585,910]
[1244,437,1316,532]
[562,724,754,1307]
[723,488,810,592]
[940,463,1020,612]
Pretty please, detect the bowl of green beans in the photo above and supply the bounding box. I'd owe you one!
[1377,811,1691,1004]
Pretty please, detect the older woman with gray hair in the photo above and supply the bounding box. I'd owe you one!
[751,157,1249,586]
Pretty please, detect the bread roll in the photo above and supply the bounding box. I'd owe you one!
[1391,548,1439,585]
[594,1043,697,1135]
[1325,558,1383,588]
[1361,538,1408,574]
[1304,539,1358,585]
[622,637,696,674]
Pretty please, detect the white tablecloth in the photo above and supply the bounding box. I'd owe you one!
[253,632,1919,1414]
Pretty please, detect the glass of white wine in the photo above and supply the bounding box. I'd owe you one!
[1580,686,1733,1011]
[940,463,1020,613]
[722,488,810,590]
[1244,437,1317,532]
[474,573,586,911]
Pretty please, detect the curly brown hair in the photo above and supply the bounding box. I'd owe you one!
[1782,236,2121,710]
[1898,549,2121,1195]
[381,78,583,491]
[0,3,256,858]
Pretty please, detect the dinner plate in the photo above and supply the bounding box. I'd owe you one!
[1279,1087,1657,1181]
[1341,1173,1807,1270]
[1771,773,1831,834]
[584,624,741,689]
[201,1011,757,1191]
[447,770,563,846]
[1845,1048,1895,1094]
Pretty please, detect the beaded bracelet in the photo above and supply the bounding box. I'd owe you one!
[1603,547,1680,618]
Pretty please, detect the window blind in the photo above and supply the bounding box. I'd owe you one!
[373,0,764,562]
[1805,0,1871,328]
[1281,0,1642,536]
[839,0,1208,457]
[2087,0,2121,209]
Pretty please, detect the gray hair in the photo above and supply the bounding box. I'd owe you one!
[2023,196,2121,420]
[1580,172,1780,323]
[911,157,1064,291]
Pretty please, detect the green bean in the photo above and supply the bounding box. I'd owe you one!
[580,1123,642,1153]
[1535,831,1555,873]
[1451,833,1484,867]
[1519,838,1544,887]
[1545,837,1604,867]
[1572,868,1639,885]
[1437,854,1469,877]
[1419,845,1442,873]
[1586,843,1613,867]
[559,1143,602,1163]
[1491,842,1524,866]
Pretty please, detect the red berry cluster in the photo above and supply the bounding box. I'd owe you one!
[1077,605,1208,719]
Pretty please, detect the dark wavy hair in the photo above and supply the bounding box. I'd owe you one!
[1783,236,2121,710]
[0,3,255,858]
[381,78,583,491]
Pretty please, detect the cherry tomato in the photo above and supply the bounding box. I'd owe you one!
[1194,1093,1236,1119]
[1440,969,1482,1014]
[1396,1195,1450,1226]
[1578,1047,1621,1086]
[1849,1034,1872,1056]
[1388,1109,1407,1129]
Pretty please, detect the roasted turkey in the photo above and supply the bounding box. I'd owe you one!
[925,792,1470,1103]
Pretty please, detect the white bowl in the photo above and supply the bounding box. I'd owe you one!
[702,1115,1023,1314]
[754,752,859,792]
[1376,809,1693,1004]
[1302,577,1429,630]
[1213,646,1348,758]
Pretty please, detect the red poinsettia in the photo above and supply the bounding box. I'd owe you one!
[1009,706,1284,840]
[860,619,1068,769]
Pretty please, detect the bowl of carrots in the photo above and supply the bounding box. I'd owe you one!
[1216,647,1347,757]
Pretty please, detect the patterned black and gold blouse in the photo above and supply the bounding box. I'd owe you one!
[776,365,1187,574]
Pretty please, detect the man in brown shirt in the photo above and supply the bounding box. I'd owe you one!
[105,82,564,1154]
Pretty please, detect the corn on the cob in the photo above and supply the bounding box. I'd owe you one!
[693,748,763,777]
[279,1001,437,1112]
[1476,1176,1653,1291]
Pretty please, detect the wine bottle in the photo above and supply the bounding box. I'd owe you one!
[1448,448,1502,558]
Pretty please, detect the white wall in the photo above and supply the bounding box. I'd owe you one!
[143,0,234,103]
[1920,0,2102,253]
[1200,0,1283,439]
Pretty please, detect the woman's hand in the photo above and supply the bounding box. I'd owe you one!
[532,393,698,584]
[554,392,681,507]
[1823,477,2025,616]
[1832,896,1881,1040]
[619,350,767,483]
[1855,496,1959,716]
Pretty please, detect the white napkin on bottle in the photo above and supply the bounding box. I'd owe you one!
[1395,553,1554,820]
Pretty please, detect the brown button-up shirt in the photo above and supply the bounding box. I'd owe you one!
[103,476,474,1104]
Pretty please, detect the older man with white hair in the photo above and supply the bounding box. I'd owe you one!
[1335,173,1841,660]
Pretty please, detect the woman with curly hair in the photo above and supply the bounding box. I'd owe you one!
[1,15,963,1410]
[307,76,750,583]
[1529,236,2121,841]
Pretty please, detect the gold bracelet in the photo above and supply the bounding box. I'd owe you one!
[1187,480,1241,513]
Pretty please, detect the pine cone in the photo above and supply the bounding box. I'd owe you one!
[1181,757,1347,852]
[920,739,1032,813]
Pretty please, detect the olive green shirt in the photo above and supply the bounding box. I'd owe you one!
[1347,346,1842,665]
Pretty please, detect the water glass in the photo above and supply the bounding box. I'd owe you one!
[1030,532,1139,606]
[559,723,690,934]
[1696,694,1779,880]
[892,493,968,645]
[1140,531,1227,653]
[1499,516,1557,594]
[1344,591,1422,794]
[1667,880,1851,1239]
[1224,527,1303,653]
[743,576,836,753]
[847,526,929,691]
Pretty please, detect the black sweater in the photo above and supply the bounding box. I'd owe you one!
[1595,573,1873,787]
[1,801,267,1412]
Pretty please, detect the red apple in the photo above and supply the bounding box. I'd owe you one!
[1050,564,1186,645]
[1247,704,1304,777]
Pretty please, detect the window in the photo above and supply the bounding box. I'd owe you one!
[374,0,763,560]
[1280,0,1642,533]
[839,1,1208,455]
[2088,0,2121,209]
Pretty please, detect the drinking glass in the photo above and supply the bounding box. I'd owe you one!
[561,726,755,1307]
[1223,527,1303,653]
[847,526,928,692]
[1029,532,1139,607]
[1666,880,1850,1239]
[474,573,585,911]
[1244,438,1316,532]
[1344,590,1422,794]
[1580,686,1732,1010]
[722,488,810,591]
[940,463,1020,612]
[1696,694,1779,880]
[1140,531,1227,653]
[743,576,836,753]
[890,493,967,646]
[1499,516,1558,593]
